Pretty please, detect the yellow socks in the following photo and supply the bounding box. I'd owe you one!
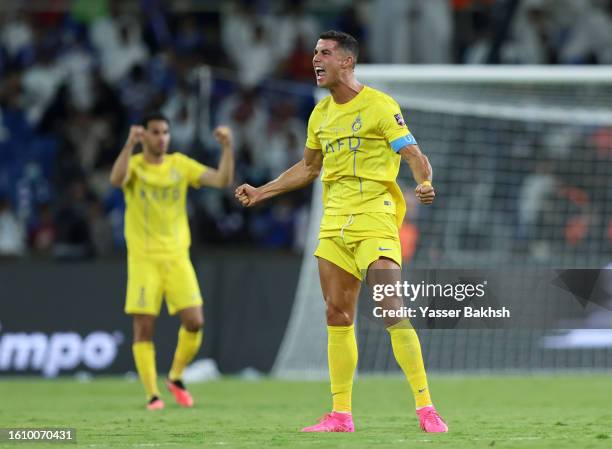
[132,341,160,399]
[328,324,358,413]
[387,321,432,408]
[168,326,203,381]
[133,327,202,400]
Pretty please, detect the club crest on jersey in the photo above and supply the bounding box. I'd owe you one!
[170,168,181,182]
[351,115,362,133]
[394,113,406,127]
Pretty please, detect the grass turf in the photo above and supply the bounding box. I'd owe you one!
[0,375,610,449]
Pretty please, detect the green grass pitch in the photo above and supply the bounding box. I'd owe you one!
[0,375,610,448]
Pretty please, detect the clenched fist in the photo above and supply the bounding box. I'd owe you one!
[235,184,261,207]
[127,125,145,146]
[213,126,233,148]
[415,182,435,205]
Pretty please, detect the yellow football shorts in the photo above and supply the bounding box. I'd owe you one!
[314,213,402,280]
[125,255,203,316]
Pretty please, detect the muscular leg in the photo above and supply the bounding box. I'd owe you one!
[367,258,432,409]
[318,257,361,413]
[168,306,204,381]
[131,314,160,399]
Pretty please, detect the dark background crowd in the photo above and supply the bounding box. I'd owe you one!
[0,0,611,259]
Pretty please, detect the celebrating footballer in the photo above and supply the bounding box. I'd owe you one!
[110,113,234,410]
[235,30,446,433]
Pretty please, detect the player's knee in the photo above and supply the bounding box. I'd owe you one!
[183,316,204,332]
[325,303,353,326]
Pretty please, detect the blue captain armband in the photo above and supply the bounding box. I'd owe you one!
[390,134,417,152]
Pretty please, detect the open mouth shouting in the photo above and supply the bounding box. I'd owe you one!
[314,66,326,82]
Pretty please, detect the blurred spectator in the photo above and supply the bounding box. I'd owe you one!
[264,100,304,177]
[22,45,65,125]
[462,8,495,64]
[0,196,25,257]
[558,0,612,64]
[162,78,197,153]
[89,0,121,53]
[119,65,158,122]
[334,2,369,62]
[93,10,149,83]
[57,38,95,112]
[148,46,178,93]
[517,162,557,242]
[217,88,268,181]
[504,0,557,64]
[275,0,320,60]
[221,2,279,86]
[279,34,315,82]
[1,8,34,62]
[368,0,452,63]
[63,110,113,191]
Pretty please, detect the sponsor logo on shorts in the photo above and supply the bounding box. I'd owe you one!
[379,247,392,251]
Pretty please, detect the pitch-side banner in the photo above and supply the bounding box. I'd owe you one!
[359,268,612,329]
[0,261,185,378]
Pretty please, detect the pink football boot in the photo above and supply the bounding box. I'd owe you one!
[146,396,165,411]
[416,406,448,433]
[165,379,194,408]
[301,412,355,432]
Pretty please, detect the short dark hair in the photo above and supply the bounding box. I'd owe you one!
[318,30,359,66]
[141,112,169,128]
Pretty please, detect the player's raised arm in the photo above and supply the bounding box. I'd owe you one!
[398,144,435,205]
[235,146,323,207]
[198,126,235,188]
[109,125,144,187]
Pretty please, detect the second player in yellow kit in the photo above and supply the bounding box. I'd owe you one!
[110,113,234,411]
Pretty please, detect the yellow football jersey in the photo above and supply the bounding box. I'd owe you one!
[123,152,208,258]
[306,85,417,228]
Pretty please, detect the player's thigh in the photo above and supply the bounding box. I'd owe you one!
[315,236,361,280]
[164,257,203,316]
[317,254,361,326]
[125,257,164,316]
[362,243,406,327]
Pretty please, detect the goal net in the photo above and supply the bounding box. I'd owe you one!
[273,66,612,378]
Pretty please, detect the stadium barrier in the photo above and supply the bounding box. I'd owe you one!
[0,251,300,377]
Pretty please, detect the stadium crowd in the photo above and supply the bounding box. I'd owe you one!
[0,0,611,259]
